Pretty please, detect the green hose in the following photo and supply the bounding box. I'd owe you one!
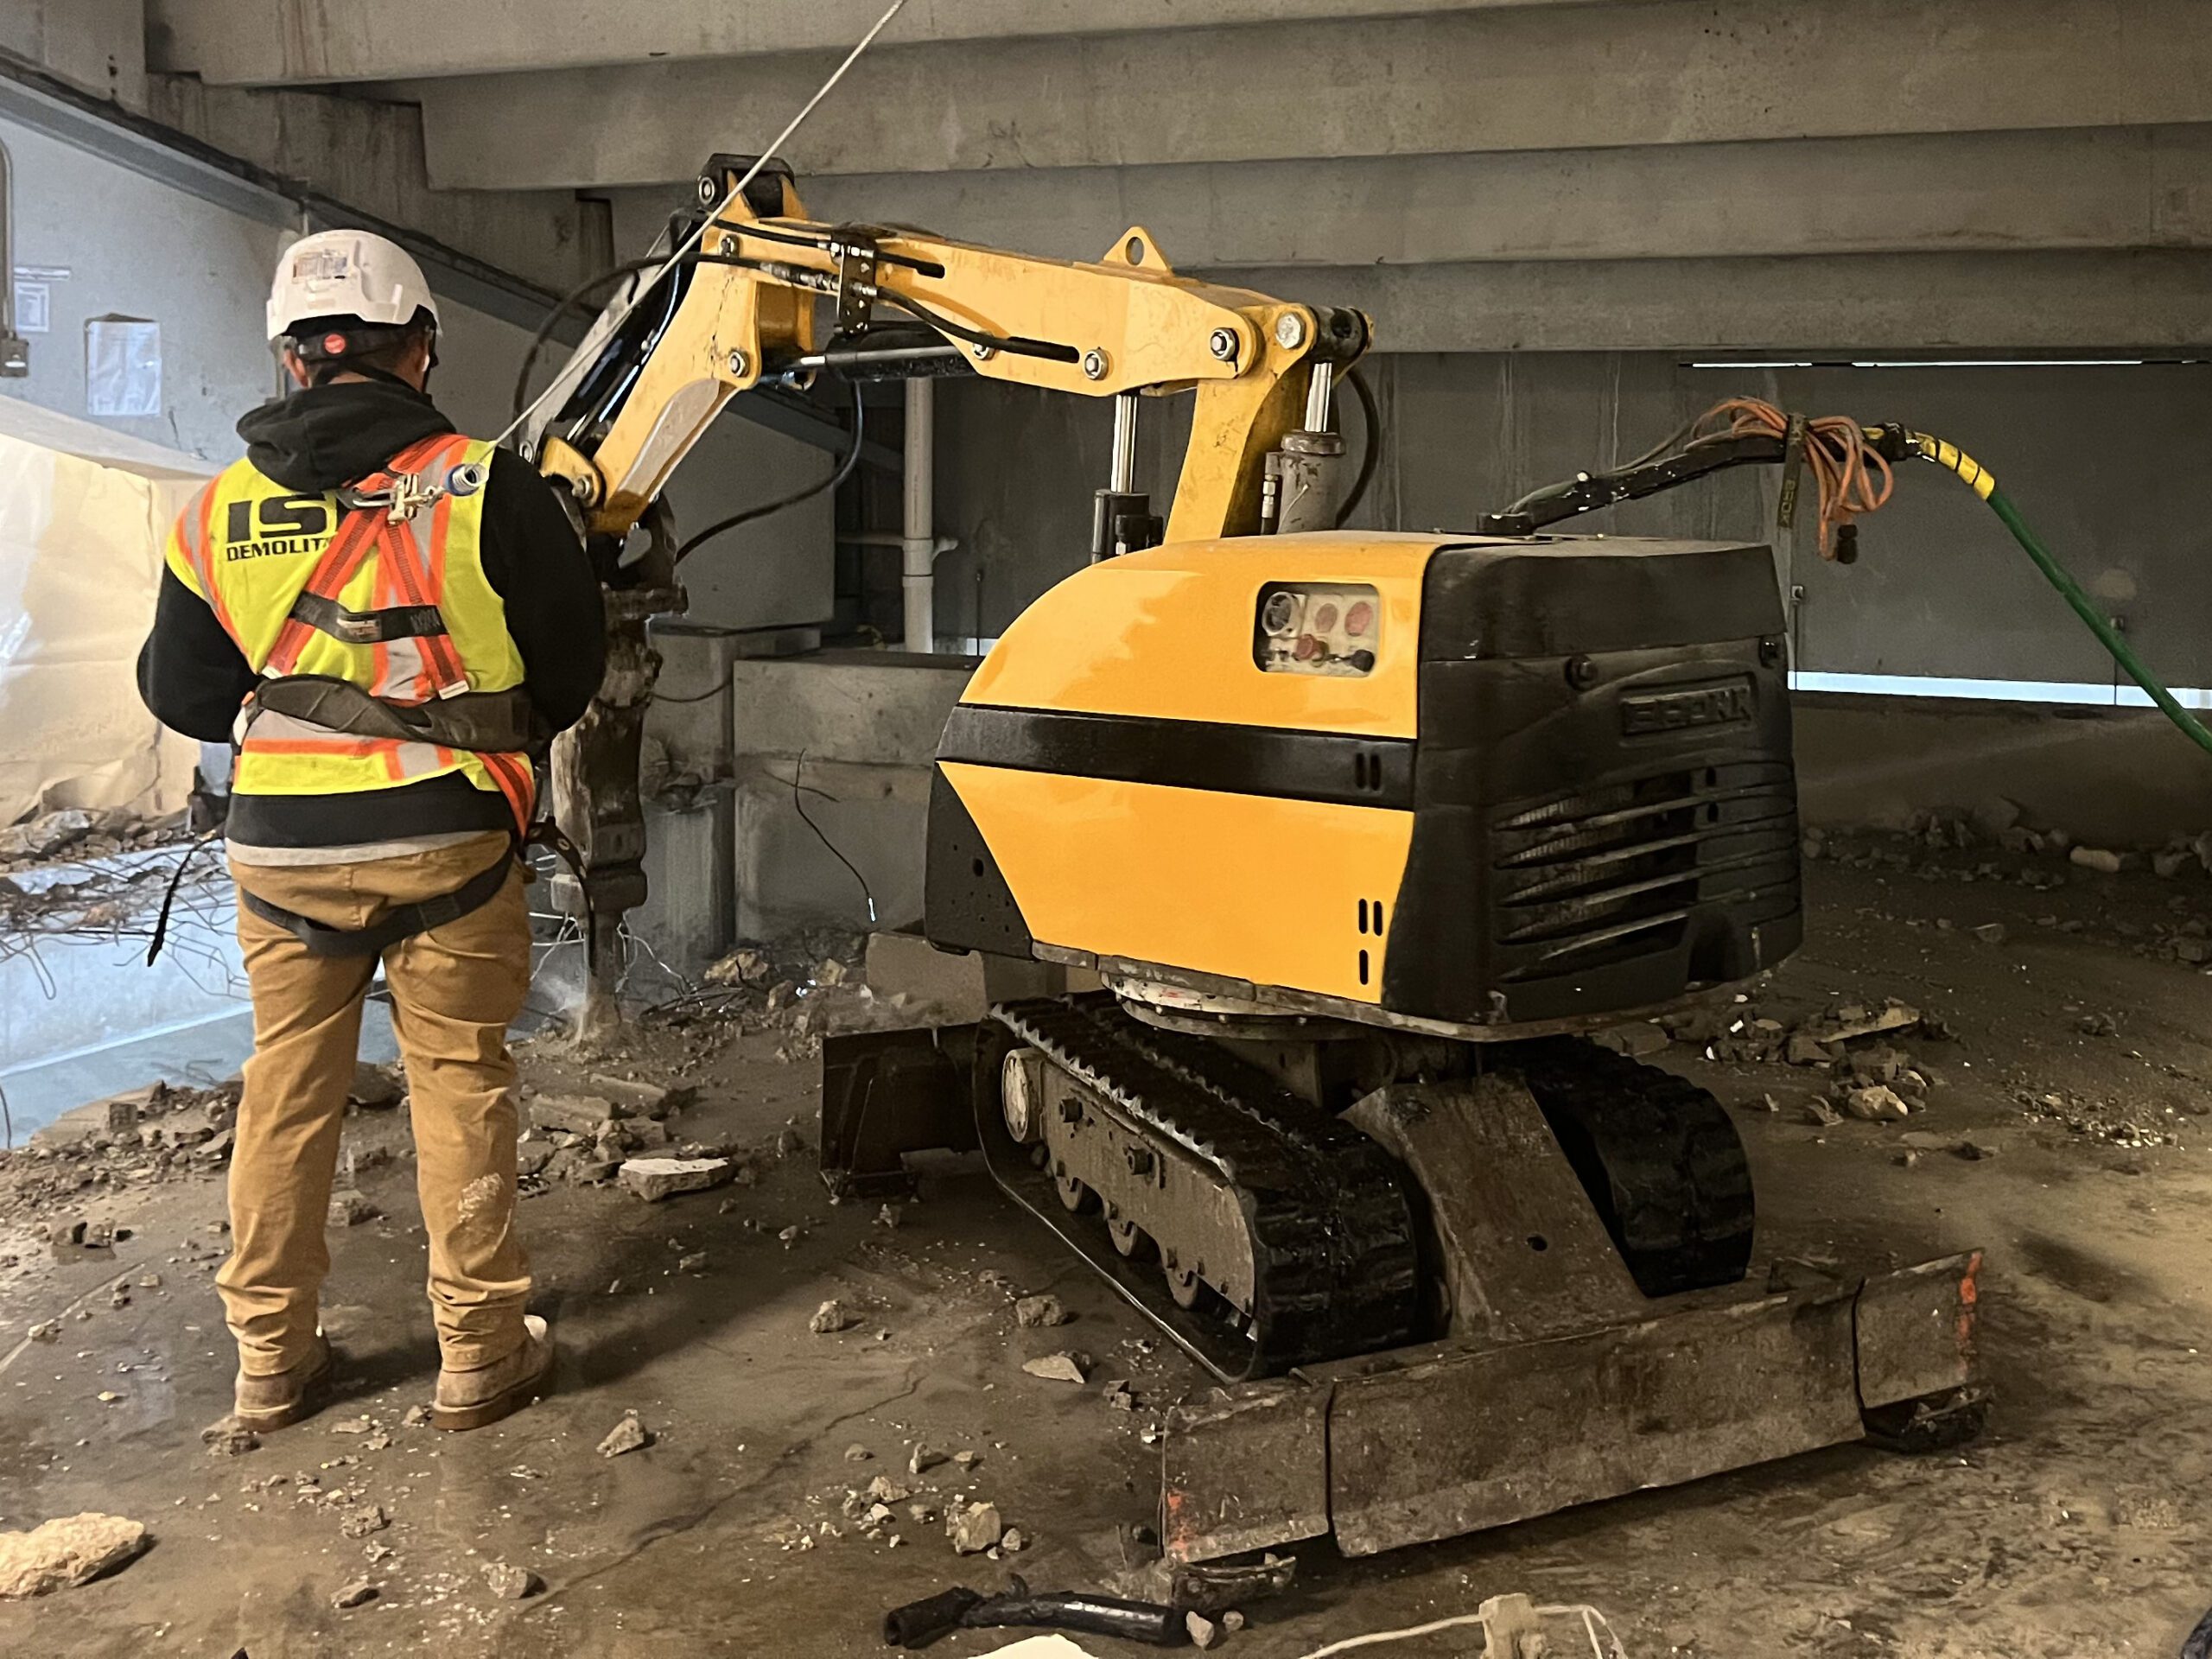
[1910,435,2212,763]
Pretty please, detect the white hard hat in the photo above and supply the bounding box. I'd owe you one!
[267,229,440,341]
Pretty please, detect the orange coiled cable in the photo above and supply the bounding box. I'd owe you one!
[1690,397,1895,559]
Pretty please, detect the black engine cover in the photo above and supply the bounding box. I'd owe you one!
[1382,538,1801,1027]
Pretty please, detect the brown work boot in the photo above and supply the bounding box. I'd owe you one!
[232,1333,335,1432]
[430,1314,553,1432]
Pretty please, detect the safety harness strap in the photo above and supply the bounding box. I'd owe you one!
[287,591,452,646]
[239,849,513,958]
[245,674,543,754]
[266,434,470,689]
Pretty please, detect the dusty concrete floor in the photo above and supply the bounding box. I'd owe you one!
[3,842,2211,1658]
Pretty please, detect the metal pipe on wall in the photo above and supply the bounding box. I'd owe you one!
[0,139,28,376]
[902,375,938,652]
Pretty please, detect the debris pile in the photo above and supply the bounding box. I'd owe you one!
[0,1080,241,1222]
[2016,1089,2182,1149]
[656,931,924,1061]
[0,807,186,872]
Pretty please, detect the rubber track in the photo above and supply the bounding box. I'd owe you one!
[1510,1036,1755,1297]
[993,996,1420,1378]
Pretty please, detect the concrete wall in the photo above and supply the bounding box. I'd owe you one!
[0,106,571,464]
[729,652,976,937]
[1796,698,2212,849]
[0,108,284,461]
[927,352,2212,692]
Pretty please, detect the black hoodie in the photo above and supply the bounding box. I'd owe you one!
[136,378,606,848]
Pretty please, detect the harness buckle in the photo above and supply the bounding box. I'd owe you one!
[385,470,446,524]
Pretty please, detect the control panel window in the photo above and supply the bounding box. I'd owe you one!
[1255,582,1381,676]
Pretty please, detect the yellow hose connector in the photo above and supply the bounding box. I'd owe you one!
[1911,432,1997,499]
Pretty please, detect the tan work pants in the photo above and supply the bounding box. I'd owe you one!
[220,831,533,1377]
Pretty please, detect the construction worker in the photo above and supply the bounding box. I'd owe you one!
[136,230,605,1433]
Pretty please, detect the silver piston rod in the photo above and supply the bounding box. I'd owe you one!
[1263,361,1348,534]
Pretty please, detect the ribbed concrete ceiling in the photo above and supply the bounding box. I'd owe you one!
[146,0,2212,352]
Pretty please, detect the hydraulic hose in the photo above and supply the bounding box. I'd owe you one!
[1910,433,2212,763]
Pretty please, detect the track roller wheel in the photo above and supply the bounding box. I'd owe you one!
[1163,1254,1204,1309]
[1106,1214,1154,1260]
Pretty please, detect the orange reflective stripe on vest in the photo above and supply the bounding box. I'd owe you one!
[176,431,536,833]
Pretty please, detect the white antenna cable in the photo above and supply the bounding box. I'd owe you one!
[492,0,912,451]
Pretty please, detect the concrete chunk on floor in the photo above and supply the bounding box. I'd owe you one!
[0,1513,148,1599]
[617,1156,734,1201]
[531,1094,620,1135]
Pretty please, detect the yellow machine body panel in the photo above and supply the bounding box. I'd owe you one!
[935,530,1437,1007]
[939,760,1414,1004]
[929,524,1802,1032]
[960,531,1436,737]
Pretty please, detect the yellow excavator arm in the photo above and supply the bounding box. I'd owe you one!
[534,158,1369,550]
[524,156,1370,1047]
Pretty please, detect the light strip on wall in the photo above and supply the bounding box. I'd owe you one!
[1791,670,2212,710]
[1685,358,2197,370]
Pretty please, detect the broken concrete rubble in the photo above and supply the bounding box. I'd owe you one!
[1014,1294,1070,1328]
[531,1094,620,1135]
[481,1560,543,1599]
[0,808,99,864]
[1796,998,1923,1047]
[1839,1085,1912,1122]
[0,1513,149,1599]
[810,1299,856,1334]
[598,1413,651,1458]
[588,1074,693,1117]
[617,1156,734,1201]
[348,1063,404,1109]
[327,1190,379,1228]
[1021,1351,1090,1383]
[200,1416,259,1457]
[945,1501,1002,1554]
[337,1503,389,1540]
[331,1578,378,1610]
[703,946,771,986]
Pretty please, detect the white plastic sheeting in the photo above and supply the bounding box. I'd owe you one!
[0,394,210,825]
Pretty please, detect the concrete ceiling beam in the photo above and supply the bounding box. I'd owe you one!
[144,0,1639,86]
[1207,250,2212,354]
[409,0,2212,191]
[689,128,2212,271]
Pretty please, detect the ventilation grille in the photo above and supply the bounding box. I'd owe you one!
[1491,761,1796,978]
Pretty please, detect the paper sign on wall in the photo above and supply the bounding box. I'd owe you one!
[86,315,161,418]
[14,265,66,336]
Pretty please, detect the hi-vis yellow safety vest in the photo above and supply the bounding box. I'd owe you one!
[164,432,537,834]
